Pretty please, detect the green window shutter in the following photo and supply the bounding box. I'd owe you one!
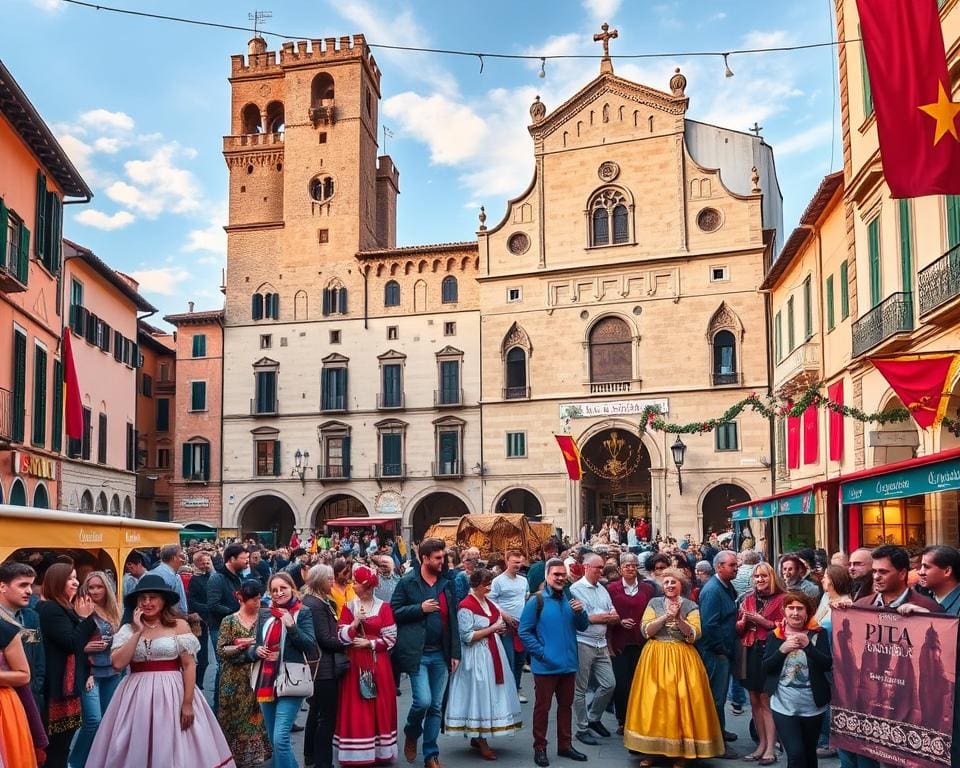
[947,196,960,251]
[202,443,211,481]
[34,171,46,262]
[182,443,192,479]
[899,199,913,293]
[98,412,108,464]
[774,311,782,362]
[52,359,63,452]
[252,293,264,320]
[17,223,30,284]
[342,435,351,477]
[826,276,835,330]
[338,287,348,314]
[840,260,849,319]
[32,346,47,447]
[859,27,873,117]
[192,334,206,357]
[273,440,281,476]
[803,276,813,339]
[0,200,7,272]
[321,289,331,316]
[787,297,795,351]
[156,398,169,431]
[382,433,401,473]
[868,217,882,307]
[191,381,206,410]
[46,192,62,274]
[12,331,27,443]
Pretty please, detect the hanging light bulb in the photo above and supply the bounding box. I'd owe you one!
[538,57,546,78]
[723,53,734,78]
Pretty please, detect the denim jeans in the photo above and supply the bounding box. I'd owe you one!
[209,626,221,711]
[404,650,449,762]
[772,710,823,768]
[261,696,306,768]
[701,651,731,732]
[69,673,122,768]
[729,674,747,707]
[500,631,525,691]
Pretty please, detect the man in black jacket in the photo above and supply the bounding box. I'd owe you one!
[391,538,461,768]
[188,550,213,689]
[206,542,248,710]
[0,562,45,712]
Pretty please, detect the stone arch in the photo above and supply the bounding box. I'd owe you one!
[460,255,471,270]
[576,419,663,469]
[586,314,636,384]
[309,489,371,527]
[587,185,635,247]
[9,478,26,507]
[265,100,285,133]
[404,261,414,275]
[706,301,745,340]
[501,322,532,356]
[123,497,133,517]
[418,260,428,273]
[241,102,262,134]
[33,482,49,509]
[405,487,475,541]
[873,391,919,465]
[110,494,120,516]
[491,486,544,519]
[310,72,335,107]
[237,491,298,547]
[413,280,427,313]
[96,492,108,515]
[389,262,399,276]
[698,481,753,538]
[294,290,308,320]
[80,489,94,512]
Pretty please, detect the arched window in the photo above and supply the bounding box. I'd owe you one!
[241,103,262,134]
[110,494,121,516]
[96,492,108,515]
[712,330,738,385]
[33,484,49,509]
[384,281,400,307]
[310,73,335,107]
[9,479,26,507]
[123,497,133,517]
[589,317,633,384]
[505,348,528,399]
[80,490,94,512]
[310,175,335,203]
[613,204,629,244]
[592,208,609,246]
[441,276,458,304]
[265,101,285,133]
[589,188,632,247]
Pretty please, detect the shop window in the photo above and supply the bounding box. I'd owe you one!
[861,497,926,549]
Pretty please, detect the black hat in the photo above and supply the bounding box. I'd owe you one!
[123,573,181,610]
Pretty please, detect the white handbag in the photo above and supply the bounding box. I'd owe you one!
[273,619,316,698]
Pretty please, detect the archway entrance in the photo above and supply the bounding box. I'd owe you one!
[239,495,296,549]
[495,488,542,519]
[412,492,470,542]
[579,429,650,531]
[314,494,367,526]
[873,395,919,466]
[701,484,750,537]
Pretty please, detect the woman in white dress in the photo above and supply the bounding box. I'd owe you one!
[85,574,235,768]
[445,568,522,760]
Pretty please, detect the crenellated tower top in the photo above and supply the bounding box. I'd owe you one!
[230,34,381,87]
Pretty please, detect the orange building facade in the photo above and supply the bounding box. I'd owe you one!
[135,321,176,521]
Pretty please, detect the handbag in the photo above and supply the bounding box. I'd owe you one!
[274,619,317,698]
[357,619,378,700]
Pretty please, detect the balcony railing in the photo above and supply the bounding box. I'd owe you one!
[0,261,26,294]
[774,340,821,389]
[0,387,12,442]
[374,463,406,479]
[434,388,463,407]
[852,292,914,357]
[503,386,531,400]
[250,398,278,415]
[711,371,741,387]
[317,464,350,481]
[432,460,463,478]
[320,395,347,412]
[590,381,631,394]
[377,392,405,409]
[918,244,960,316]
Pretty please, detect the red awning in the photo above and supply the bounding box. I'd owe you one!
[323,517,400,527]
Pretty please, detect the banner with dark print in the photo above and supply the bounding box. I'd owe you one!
[830,607,958,768]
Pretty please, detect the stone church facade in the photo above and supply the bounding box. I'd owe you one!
[218,32,783,543]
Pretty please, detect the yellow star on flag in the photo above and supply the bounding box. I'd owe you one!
[918,81,960,145]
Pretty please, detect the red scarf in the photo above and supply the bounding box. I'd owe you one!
[459,594,504,685]
[256,599,300,703]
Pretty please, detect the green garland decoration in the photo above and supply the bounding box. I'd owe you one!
[638,384,960,437]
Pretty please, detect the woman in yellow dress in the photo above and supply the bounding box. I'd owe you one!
[623,567,724,768]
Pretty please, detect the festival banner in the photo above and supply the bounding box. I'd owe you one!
[554,435,583,481]
[828,380,844,461]
[830,606,958,768]
[870,354,960,430]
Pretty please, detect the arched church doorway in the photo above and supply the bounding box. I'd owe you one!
[314,494,367,526]
[579,429,650,532]
[239,495,296,549]
[701,483,751,538]
[495,488,542,519]
[412,492,470,542]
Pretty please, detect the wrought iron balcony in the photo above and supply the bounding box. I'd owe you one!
[918,244,960,316]
[434,388,463,407]
[320,395,347,412]
[589,381,631,394]
[0,261,26,293]
[851,292,914,357]
[432,460,463,478]
[711,371,742,387]
[502,386,531,400]
[377,392,405,409]
[374,463,406,479]
[317,464,350,481]
[250,398,278,415]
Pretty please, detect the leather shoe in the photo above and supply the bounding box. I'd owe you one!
[290,723,305,733]
[558,747,588,761]
[723,730,738,742]
[534,750,550,767]
[575,730,597,746]
[404,735,417,764]
[587,720,611,737]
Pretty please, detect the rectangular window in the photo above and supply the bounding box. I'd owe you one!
[439,360,460,405]
[256,439,281,477]
[141,373,153,397]
[826,275,835,331]
[381,432,402,476]
[868,217,882,307]
[182,442,211,481]
[506,431,527,458]
[190,381,207,411]
[438,430,460,475]
[859,25,873,117]
[97,412,108,464]
[787,297,795,351]
[125,423,134,471]
[329,330,341,344]
[157,448,171,469]
[192,334,206,358]
[159,363,170,382]
[52,359,63,452]
[156,398,170,432]
[2,208,29,285]
[899,199,913,294]
[803,276,813,340]
[840,260,850,319]
[773,311,783,362]
[259,334,272,349]
[11,329,27,443]
[387,326,399,340]
[321,368,347,411]
[443,322,456,336]
[715,422,739,451]
[324,436,348,478]
[507,287,522,302]
[318,228,329,243]
[81,407,92,461]
[31,345,47,447]
[255,371,277,414]
[948,196,960,250]
[382,364,402,408]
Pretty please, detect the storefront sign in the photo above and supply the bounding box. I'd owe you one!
[559,398,669,420]
[841,458,960,504]
[732,490,815,521]
[181,497,210,508]
[12,451,56,480]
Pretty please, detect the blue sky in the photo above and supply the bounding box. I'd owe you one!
[4,0,840,324]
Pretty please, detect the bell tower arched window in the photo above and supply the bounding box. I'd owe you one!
[588,316,633,386]
[712,330,738,385]
[588,187,634,247]
[505,348,528,399]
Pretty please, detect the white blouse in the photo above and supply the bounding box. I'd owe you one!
[112,624,201,661]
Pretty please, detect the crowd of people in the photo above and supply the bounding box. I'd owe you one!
[0,523,958,768]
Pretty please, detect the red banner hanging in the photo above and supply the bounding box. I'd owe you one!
[803,405,819,465]
[828,380,844,462]
[554,435,583,481]
[787,415,800,470]
[870,353,960,429]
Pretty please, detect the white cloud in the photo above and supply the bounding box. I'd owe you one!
[183,208,227,258]
[742,30,794,50]
[73,209,135,230]
[105,144,202,218]
[127,267,192,296]
[582,0,622,19]
[54,133,95,179]
[78,109,135,133]
[30,0,60,12]
[92,137,124,154]
[775,121,834,157]
[383,93,489,165]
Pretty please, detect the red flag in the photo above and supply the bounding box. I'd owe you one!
[803,405,819,465]
[870,353,960,429]
[62,327,83,440]
[828,380,844,462]
[554,435,582,481]
[856,0,960,197]
[787,415,800,470]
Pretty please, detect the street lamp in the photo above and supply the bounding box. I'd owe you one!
[670,435,687,495]
[292,449,312,491]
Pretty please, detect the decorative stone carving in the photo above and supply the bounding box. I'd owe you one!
[502,322,532,353]
[669,67,687,97]
[507,232,530,255]
[696,207,722,233]
[598,161,620,182]
[478,206,487,231]
[529,95,546,123]
[751,166,761,194]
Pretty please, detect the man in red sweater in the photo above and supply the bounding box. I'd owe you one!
[605,552,656,735]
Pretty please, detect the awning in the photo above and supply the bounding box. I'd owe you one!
[729,483,830,522]
[839,446,960,505]
[324,516,401,527]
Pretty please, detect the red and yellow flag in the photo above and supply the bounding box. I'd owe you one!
[554,435,582,481]
[857,0,960,197]
[62,327,83,440]
[870,353,960,429]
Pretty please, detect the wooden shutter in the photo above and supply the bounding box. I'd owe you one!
[32,346,47,447]
[826,276,835,330]
[868,218,882,307]
[899,199,913,294]
[0,200,7,272]
[948,196,960,250]
[52,359,63,452]
[252,293,263,320]
[272,440,281,476]
[12,331,26,443]
[840,260,849,319]
[202,443,211,481]
[322,288,331,316]
[271,292,279,319]
[342,435,351,478]
[182,443,192,478]
[338,287,348,314]
[98,412,108,464]
[47,192,62,274]
[17,223,29,284]
[34,171,46,262]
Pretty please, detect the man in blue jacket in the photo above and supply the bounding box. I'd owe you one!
[696,550,740,756]
[519,558,590,768]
